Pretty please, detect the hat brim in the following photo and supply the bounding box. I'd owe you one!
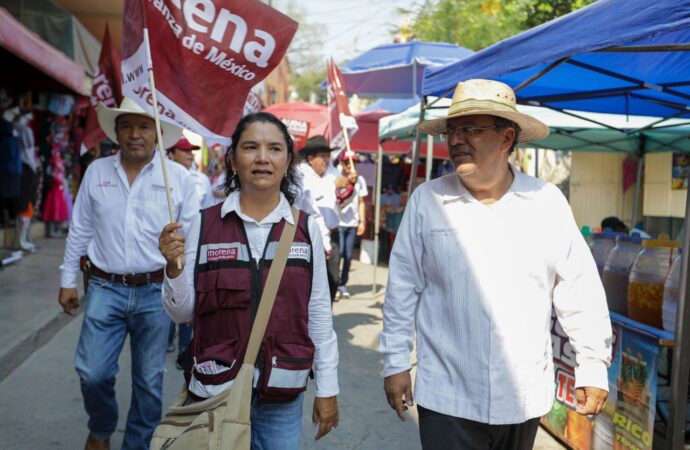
[416,109,549,144]
[299,144,334,156]
[97,103,183,150]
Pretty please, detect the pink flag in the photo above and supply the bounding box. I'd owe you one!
[121,0,298,144]
[326,57,357,150]
[81,25,123,155]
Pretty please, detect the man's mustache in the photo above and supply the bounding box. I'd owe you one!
[448,145,472,156]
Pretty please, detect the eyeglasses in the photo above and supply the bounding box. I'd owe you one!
[439,125,497,142]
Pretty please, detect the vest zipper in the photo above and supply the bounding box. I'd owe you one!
[272,356,311,367]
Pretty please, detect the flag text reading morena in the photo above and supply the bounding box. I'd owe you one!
[151,0,276,69]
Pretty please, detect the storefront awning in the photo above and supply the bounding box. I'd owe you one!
[0,8,86,95]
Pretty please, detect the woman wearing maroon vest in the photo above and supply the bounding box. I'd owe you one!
[159,112,339,449]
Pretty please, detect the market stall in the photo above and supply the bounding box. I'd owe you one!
[421,0,690,448]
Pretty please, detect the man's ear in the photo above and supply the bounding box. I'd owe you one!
[501,127,516,154]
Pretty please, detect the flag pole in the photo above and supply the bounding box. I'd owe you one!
[340,122,356,169]
[143,27,181,269]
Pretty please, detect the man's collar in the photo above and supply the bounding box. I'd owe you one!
[220,191,295,225]
[112,150,158,170]
[446,163,537,204]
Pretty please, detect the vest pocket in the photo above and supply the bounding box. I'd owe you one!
[259,333,315,401]
[217,272,251,309]
[192,337,242,386]
[195,272,251,315]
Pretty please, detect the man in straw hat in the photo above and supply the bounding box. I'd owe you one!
[381,79,612,449]
[58,97,199,449]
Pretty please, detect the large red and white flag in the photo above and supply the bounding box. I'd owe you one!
[81,24,123,155]
[121,0,298,144]
[326,57,357,150]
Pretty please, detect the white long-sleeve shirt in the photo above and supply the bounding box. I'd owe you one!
[188,169,213,209]
[61,153,199,288]
[162,191,339,398]
[296,162,340,253]
[380,168,612,424]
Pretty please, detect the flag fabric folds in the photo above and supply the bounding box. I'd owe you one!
[326,57,357,151]
[81,25,123,155]
[121,0,298,144]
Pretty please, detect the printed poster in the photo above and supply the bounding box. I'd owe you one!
[542,313,659,450]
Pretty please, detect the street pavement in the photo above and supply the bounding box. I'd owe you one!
[0,236,565,449]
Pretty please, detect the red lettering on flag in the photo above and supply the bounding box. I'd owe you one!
[121,0,298,144]
[81,25,123,155]
[326,57,357,150]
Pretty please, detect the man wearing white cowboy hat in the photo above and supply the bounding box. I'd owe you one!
[381,79,612,449]
[58,97,199,450]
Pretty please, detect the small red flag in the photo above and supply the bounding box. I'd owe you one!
[326,57,357,150]
[81,25,123,155]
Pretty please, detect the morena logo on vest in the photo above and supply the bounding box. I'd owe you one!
[207,247,238,262]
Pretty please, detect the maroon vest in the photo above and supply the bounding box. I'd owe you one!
[191,203,315,400]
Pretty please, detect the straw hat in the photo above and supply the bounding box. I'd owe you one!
[96,97,182,149]
[416,79,549,143]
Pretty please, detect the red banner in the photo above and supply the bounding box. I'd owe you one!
[121,0,298,144]
[81,24,123,155]
[281,118,311,151]
[326,57,357,150]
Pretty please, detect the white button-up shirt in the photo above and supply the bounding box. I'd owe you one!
[60,153,199,288]
[162,191,339,398]
[188,169,213,209]
[381,168,612,424]
[297,162,340,253]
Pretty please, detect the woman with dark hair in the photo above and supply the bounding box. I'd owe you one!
[158,112,339,448]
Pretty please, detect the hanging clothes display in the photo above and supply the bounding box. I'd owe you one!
[42,116,70,224]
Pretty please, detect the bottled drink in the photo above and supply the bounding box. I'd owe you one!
[602,236,644,315]
[628,235,681,328]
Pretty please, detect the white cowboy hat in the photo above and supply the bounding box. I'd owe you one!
[416,79,549,143]
[96,97,182,149]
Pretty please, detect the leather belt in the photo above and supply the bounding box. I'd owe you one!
[87,262,165,287]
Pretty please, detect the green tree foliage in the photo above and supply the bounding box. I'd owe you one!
[282,0,328,102]
[523,0,595,28]
[291,68,328,104]
[398,0,595,51]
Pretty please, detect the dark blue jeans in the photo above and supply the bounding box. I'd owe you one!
[74,276,169,449]
[338,225,357,287]
[168,321,193,354]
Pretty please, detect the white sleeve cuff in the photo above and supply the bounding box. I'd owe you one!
[380,333,413,377]
[574,359,610,392]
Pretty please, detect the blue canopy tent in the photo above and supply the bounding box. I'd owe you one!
[420,1,690,447]
[324,41,473,292]
[326,41,474,99]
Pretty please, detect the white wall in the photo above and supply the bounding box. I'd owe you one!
[569,152,640,229]
[643,153,687,218]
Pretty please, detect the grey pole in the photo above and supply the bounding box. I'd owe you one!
[373,143,383,294]
[631,135,646,229]
[667,171,690,448]
[631,154,644,228]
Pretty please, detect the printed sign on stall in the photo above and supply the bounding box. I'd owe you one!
[542,313,659,450]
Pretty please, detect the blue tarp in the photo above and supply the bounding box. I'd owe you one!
[422,0,690,120]
[328,41,474,98]
[362,97,418,113]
